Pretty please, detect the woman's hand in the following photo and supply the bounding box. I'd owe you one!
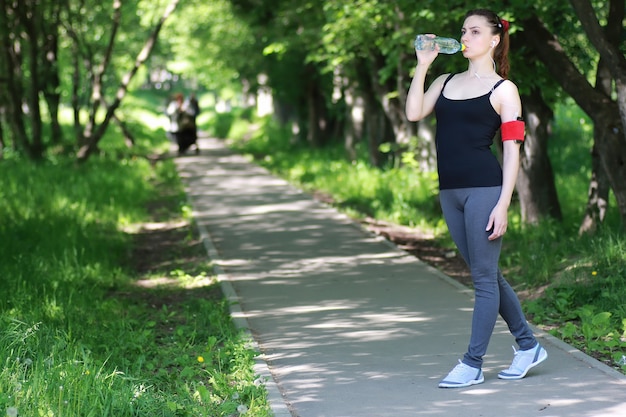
[486,203,508,241]
[415,34,439,66]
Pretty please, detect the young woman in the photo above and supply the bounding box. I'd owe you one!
[405,9,547,388]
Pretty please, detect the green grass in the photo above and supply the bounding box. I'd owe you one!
[1,95,270,415]
[222,102,626,373]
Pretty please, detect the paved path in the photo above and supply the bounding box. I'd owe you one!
[175,137,626,417]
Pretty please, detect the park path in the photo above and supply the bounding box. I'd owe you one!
[174,136,626,417]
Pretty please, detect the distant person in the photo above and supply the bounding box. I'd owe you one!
[405,9,547,388]
[164,94,178,141]
[166,92,199,155]
[166,93,183,138]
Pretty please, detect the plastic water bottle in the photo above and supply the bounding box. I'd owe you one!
[413,35,465,54]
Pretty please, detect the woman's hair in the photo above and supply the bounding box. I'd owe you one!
[465,9,510,79]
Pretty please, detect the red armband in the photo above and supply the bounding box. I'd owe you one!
[501,120,525,142]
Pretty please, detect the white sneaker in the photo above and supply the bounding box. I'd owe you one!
[498,344,548,380]
[438,360,484,388]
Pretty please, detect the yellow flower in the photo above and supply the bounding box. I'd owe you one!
[197,356,204,363]
[592,271,597,276]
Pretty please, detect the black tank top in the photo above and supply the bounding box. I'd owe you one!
[434,74,505,190]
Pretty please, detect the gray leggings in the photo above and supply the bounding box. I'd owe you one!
[440,187,536,369]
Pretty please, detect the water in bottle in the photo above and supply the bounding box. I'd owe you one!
[413,35,465,54]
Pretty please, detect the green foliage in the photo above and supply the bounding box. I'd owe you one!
[499,218,570,286]
[549,101,596,221]
[516,227,626,370]
[211,112,237,139]
[160,0,257,90]
[0,91,270,415]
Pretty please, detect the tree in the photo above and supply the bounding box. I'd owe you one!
[0,0,180,161]
[570,0,626,135]
[159,0,255,92]
[510,25,563,224]
[41,0,65,146]
[569,0,626,230]
[515,87,563,223]
[70,0,180,162]
[578,0,623,234]
[0,0,59,159]
[519,2,626,225]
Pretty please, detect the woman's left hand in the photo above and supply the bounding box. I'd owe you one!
[486,204,508,241]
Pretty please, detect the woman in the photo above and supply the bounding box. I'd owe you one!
[405,9,547,388]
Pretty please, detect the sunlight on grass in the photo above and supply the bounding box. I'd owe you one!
[1,96,270,415]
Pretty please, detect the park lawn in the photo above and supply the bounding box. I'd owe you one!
[0,155,270,417]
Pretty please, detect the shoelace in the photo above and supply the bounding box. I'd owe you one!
[506,346,534,372]
[447,360,470,377]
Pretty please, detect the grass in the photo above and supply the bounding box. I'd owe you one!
[1,97,270,415]
[223,102,626,374]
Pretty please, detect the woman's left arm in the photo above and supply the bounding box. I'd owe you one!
[487,81,522,241]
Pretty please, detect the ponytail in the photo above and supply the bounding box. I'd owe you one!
[495,28,510,79]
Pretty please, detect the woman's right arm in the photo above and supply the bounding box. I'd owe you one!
[406,67,447,122]
[405,44,446,121]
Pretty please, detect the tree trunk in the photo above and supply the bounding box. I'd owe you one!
[516,88,562,223]
[570,0,626,141]
[82,0,123,151]
[579,56,615,234]
[115,114,135,147]
[343,85,363,162]
[358,67,386,168]
[41,3,63,145]
[369,56,413,147]
[0,1,29,155]
[566,0,626,226]
[305,74,325,148]
[17,0,44,159]
[0,105,5,158]
[364,103,384,168]
[579,143,610,235]
[521,14,626,225]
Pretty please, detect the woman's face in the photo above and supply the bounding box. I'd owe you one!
[460,15,497,57]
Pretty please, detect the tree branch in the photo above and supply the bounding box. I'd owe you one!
[518,15,615,119]
[77,0,181,161]
[86,0,123,139]
[568,0,626,83]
